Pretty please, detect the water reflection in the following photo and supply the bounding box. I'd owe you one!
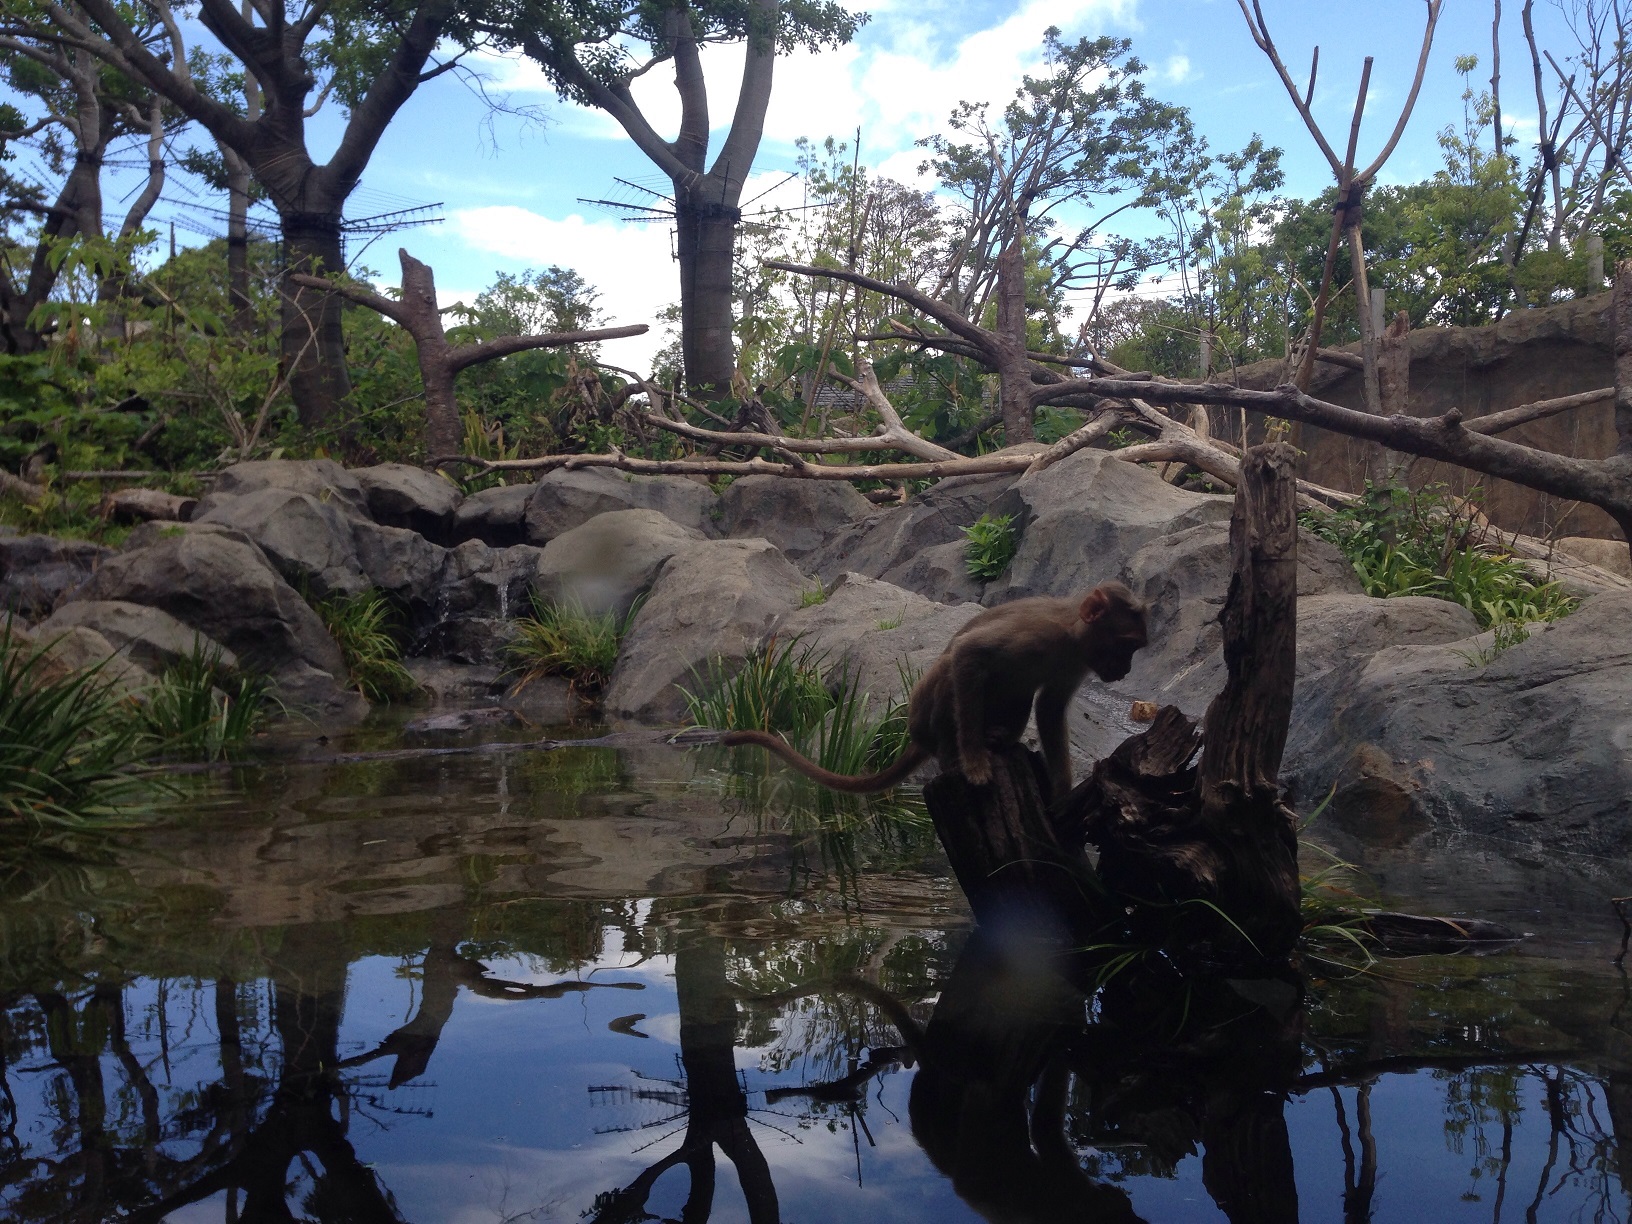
[0,737,1629,1222]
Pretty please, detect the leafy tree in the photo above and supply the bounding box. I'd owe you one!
[920,29,1181,440]
[21,0,472,427]
[469,0,865,399]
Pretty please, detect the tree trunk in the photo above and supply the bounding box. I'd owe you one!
[1616,259,1632,460]
[994,234,1034,443]
[676,202,740,399]
[226,152,253,334]
[280,214,352,428]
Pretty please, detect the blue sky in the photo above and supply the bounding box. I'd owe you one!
[130,0,1582,368]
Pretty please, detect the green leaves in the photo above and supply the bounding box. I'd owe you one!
[961,512,1017,582]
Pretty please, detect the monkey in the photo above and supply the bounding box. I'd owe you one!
[722,582,1148,801]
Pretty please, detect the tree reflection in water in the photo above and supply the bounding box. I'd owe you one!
[2,907,1632,1222]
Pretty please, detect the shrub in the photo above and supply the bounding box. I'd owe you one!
[1303,483,1577,630]
[316,589,417,701]
[961,512,1017,581]
[508,594,638,695]
[0,626,153,839]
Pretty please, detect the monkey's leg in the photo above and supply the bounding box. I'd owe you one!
[1034,685,1075,802]
[951,645,994,785]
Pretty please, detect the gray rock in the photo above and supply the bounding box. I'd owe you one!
[772,572,983,703]
[1281,590,1632,855]
[523,468,719,543]
[202,459,369,517]
[982,449,1235,603]
[194,487,366,598]
[421,541,540,664]
[606,539,808,722]
[806,469,1026,584]
[718,476,872,560]
[403,658,506,705]
[38,600,239,673]
[1556,535,1632,579]
[80,528,346,680]
[351,522,448,633]
[28,625,152,693]
[880,540,986,605]
[500,675,580,725]
[452,481,538,546]
[352,464,462,540]
[270,660,370,721]
[0,533,109,619]
[533,509,704,617]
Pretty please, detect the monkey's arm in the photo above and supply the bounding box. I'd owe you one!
[1034,682,1076,802]
[950,640,995,785]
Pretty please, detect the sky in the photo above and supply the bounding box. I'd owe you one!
[120,0,1586,369]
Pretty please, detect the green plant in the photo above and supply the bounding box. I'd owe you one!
[508,594,639,695]
[316,589,417,701]
[0,626,154,840]
[1453,618,1533,668]
[876,607,905,630]
[1303,483,1578,628]
[137,641,275,759]
[683,636,832,739]
[799,585,828,608]
[961,512,1017,581]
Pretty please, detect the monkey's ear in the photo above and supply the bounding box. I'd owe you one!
[1079,587,1111,623]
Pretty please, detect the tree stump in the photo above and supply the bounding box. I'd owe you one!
[921,443,1305,965]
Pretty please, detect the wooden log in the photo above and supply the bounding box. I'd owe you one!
[100,487,197,523]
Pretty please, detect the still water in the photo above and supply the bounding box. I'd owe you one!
[2,720,1629,1223]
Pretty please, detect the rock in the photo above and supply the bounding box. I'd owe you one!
[982,449,1235,603]
[79,528,346,681]
[270,661,370,722]
[28,625,152,693]
[500,675,580,724]
[420,541,540,664]
[533,509,704,617]
[402,658,506,705]
[201,459,369,517]
[606,539,808,722]
[1556,535,1632,579]
[772,572,984,702]
[807,469,1026,584]
[718,476,872,561]
[880,540,986,605]
[452,481,537,546]
[523,468,719,543]
[352,464,462,540]
[194,487,367,598]
[1282,590,1632,855]
[38,600,239,673]
[405,707,519,734]
[351,522,448,639]
[0,533,109,619]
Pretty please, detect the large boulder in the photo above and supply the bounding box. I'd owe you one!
[523,468,718,543]
[193,487,366,598]
[807,469,1027,585]
[352,464,462,540]
[0,533,109,619]
[78,528,348,703]
[37,600,239,673]
[980,449,1235,603]
[718,476,872,561]
[22,624,153,693]
[1556,535,1632,580]
[606,539,808,722]
[771,572,984,702]
[351,521,448,643]
[1282,591,1632,854]
[452,481,537,546]
[533,509,703,617]
[201,458,369,517]
[877,540,986,605]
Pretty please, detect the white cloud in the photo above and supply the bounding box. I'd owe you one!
[1163,54,1193,84]
[451,206,677,370]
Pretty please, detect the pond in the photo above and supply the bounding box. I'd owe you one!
[2,718,1629,1223]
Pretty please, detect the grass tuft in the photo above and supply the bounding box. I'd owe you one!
[961,512,1017,581]
[507,593,639,696]
[136,640,276,759]
[316,589,417,701]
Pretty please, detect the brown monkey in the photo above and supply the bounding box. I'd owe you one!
[722,582,1148,800]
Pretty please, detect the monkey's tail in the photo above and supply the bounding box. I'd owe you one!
[720,730,929,793]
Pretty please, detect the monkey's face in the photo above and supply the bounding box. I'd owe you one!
[1081,591,1148,682]
[1090,631,1145,682]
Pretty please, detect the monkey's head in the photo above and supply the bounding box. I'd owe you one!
[1078,582,1148,682]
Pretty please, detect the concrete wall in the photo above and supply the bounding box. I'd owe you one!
[1229,292,1621,540]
